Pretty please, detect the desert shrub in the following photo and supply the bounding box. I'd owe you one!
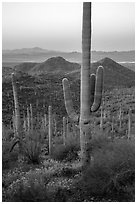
[22,130,45,164]
[65,130,80,147]
[75,137,135,202]
[51,143,79,162]
[88,130,111,152]
[51,129,80,162]
[2,141,18,170]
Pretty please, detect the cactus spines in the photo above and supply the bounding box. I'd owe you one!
[48,106,52,155]
[62,3,104,166]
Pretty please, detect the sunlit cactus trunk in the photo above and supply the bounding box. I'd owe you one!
[80,2,92,165]
[48,106,52,155]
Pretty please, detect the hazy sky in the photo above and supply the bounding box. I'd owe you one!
[2,2,135,52]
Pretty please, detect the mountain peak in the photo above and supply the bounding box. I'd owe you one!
[29,56,80,75]
[98,57,117,65]
[46,56,67,63]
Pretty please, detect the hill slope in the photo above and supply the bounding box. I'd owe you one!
[28,56,80,75]
[14,62,38,73]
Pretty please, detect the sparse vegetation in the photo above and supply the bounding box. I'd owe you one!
[2,4,135,201]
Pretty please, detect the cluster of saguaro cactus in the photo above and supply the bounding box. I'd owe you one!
[11,72,54,155]
[22,104,35,133]
[62,2,104,166]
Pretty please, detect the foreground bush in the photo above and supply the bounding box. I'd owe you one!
[51,143,79,162]
[2,124,18,170]
[75,137,135,202]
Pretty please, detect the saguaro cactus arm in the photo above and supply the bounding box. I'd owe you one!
[91,66,104,112]
[63,67,104,122]
[62,78,79,123]
[90,74,96,106]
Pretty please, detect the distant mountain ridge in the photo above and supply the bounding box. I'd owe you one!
[3,56,135,89]
[2,47,135,63]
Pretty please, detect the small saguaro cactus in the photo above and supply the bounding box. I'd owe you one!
[63,116,67,145]
[128,108,132,139]
[48,106,53,155]
[62,2,104,166]
[27,106,30,132]
[30,104,33,131]
[100,106,103,130]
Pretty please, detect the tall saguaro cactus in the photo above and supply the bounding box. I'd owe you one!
[11,73,22,153]
[12,73,21,138]
[62,3,104,166]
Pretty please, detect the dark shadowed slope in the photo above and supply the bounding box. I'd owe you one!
[14,62,38,73]
[92,57,135,89]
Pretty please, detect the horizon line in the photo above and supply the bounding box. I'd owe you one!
[2,47,135,53]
